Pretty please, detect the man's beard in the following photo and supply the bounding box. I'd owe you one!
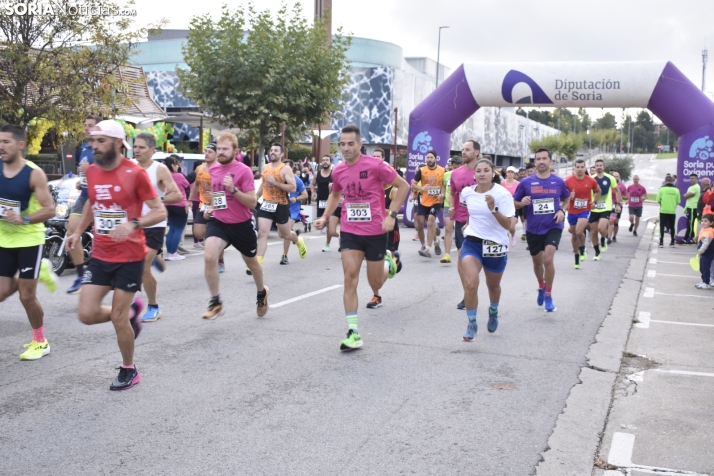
[322,164,330,169]
[95,147,117,167]
[218,155,233,164]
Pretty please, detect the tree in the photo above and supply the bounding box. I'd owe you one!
[578,108,592,131]
[594,112,617,130]
[0,0,160,130]
[636,110,654,132]
[178,2,351,167]
[603,156,634,182]
[529,133,583,161]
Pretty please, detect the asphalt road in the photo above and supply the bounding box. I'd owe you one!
[1,178,648,475]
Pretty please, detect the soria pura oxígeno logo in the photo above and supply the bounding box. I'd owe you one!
[689,136,714,160]
[501,70,553,105]
[411,131,433,154]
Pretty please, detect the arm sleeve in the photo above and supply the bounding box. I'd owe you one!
[414,168,422,182]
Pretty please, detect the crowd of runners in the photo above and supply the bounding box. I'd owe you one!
[1,121,651,390]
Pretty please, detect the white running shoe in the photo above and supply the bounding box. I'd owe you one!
[695,282,711,290]
[165,252,186,261]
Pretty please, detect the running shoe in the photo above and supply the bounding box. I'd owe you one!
[456,299,466,310]
[418,248,432,258]
[152,256,166,273]
[521,234,526,241]
[340,329,362,351]
[580,251,587,262]
[177,245,190,255]
[257,286,269,317]
[280,255,289,265]
[463,319,477,341]
[434,240,442,256]
[612,237,617,243]
[202,299,224,320]
[322,244,330,252]
[246,268,252,276]
[487,307,498,333]
[695,282,711,289]
[629,223,634,232]
[130,298,144,338]
[544,295,556,312]
[193,242,205,249]
[296,236,308,259]
[658,243,663,248]
[440,253,452,263]
[412,234,420,241]
[593,253,601,261]
[393,250,402,274]
[606,238,612,245]
[165,253,186,261]
[38,259,58,293]
[385,252,397,279]
[601,241,607,252]
[436,227,441,237]
[66,276,82,295]
[537,287,545,306]
[219,261,225,273]
[141,305,161,322]
[19,340,50,360]
[633,230,638,237]
[669,242,676,248]
[366,295,382,309]
[574,263,580,269]
[110,366,140,391]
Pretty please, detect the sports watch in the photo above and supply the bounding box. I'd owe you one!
[491,207,499,214]
[389,210,398,219]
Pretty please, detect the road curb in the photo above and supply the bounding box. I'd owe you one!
[535,224,652,476]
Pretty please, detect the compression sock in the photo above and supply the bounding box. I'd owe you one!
[575,253,580,265]
[579,245,585,255]
[545,286,552,297]
[466,309,477,321]
[489,302,499,314]
[538,279,546,289]
[257,289,266,299]
[211,295,221,304]
[32,325,45,343]
[600,237,605,247]
[76,264,85,277]
[346,312,358,331]
[594,245,601,255]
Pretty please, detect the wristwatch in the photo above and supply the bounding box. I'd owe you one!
[232,187,239,194]
[389,210,398,219]
[21,215,30,225]
[491,207,498,214]
[131,218,141,230]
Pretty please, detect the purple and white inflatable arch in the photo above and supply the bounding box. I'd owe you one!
[406,61,714,237]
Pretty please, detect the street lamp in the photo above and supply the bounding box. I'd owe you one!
[435,26,449,88]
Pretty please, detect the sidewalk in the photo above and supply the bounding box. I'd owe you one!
[594,221,714,476]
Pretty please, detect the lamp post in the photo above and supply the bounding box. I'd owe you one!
[435,26,449,88]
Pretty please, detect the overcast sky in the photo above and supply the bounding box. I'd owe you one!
[135,0,714,125]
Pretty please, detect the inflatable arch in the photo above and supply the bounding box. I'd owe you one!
[405,61,714,237]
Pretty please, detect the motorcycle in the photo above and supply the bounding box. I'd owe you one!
[45,173,93,275]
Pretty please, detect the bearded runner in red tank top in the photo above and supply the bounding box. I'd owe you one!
[67,120,166,391]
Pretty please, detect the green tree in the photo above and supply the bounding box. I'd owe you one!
[603,156,634,182]
[594,112,617,130]
[178,2,351,168]
[0,0,161,130]
[636,110,654,132]
[578,108,592,131]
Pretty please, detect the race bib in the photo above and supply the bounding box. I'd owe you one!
[427,188,440,197]
[574,198,588,209]
[593,200,607,210]
[79,172,88,188]
[260,201,278,213]
[483,240,507,257]
[533,198,555,215]
[199,203,210,212]
[631,196,640,203]
[213,192,227,210]
[318,200,327,209]
[346,203,372,222]
[0,198,21,217]
[94,210,127,235]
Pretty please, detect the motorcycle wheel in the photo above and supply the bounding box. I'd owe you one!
[46,236,68,276]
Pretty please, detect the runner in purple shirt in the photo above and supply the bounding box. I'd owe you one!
[513,148,571,312]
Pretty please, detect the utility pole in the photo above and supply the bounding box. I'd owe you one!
[703,48,708,92]
[435,26,449,88]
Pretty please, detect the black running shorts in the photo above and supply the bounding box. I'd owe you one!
[255,203,290,225]
[82,258,144,293]
[143,227,165,253]
[588,210,610,224]
[526,228,563,256]
[0,245,44,280]
[206,218,257,258]
[339,231,387,261]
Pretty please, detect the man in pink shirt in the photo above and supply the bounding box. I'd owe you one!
[314,124,409,351]
[627,175,647,236]
[201,132,268,320]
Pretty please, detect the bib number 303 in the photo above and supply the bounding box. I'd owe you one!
[94,210,127,235]
[346,203,372,222]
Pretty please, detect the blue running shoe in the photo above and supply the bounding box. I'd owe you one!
[537,287,546,306]
[463,319,477,341]
[487,307,498,333]
[152,256,165,273]
[219,261,225,274]
[66,276,82,295]
[544,295,556,312]
[393,250,402,274]
[456,299,466,310]
[141,305,161,322]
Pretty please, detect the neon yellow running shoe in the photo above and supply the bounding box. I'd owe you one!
[296,236,308,259]
[574,263,580,269]
[440,253,452,263]
[38,258,58,293]
[385,251,397,279]
[20,340,50,360]
[340,329,362,351]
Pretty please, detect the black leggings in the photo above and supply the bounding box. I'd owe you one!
[684,207,698,241]
[659,213,675,243]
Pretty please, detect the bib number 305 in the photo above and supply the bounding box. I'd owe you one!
[346,203,372,222]
[94,210,127,235]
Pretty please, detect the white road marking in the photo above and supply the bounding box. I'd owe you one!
[654,369,714,378]
[635,311,651,328]
[647,270,656,278]
[627,371,645,382]
[650,319,714,328]
[643,287,655,298]
[655,273,699,278]
[649,258,657,264]
[651,249,658,254]
[607,432,708,475]
[270,284,343,308]
[654,292,714,299]
[655,260,689,265]
[267,235,326,246]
